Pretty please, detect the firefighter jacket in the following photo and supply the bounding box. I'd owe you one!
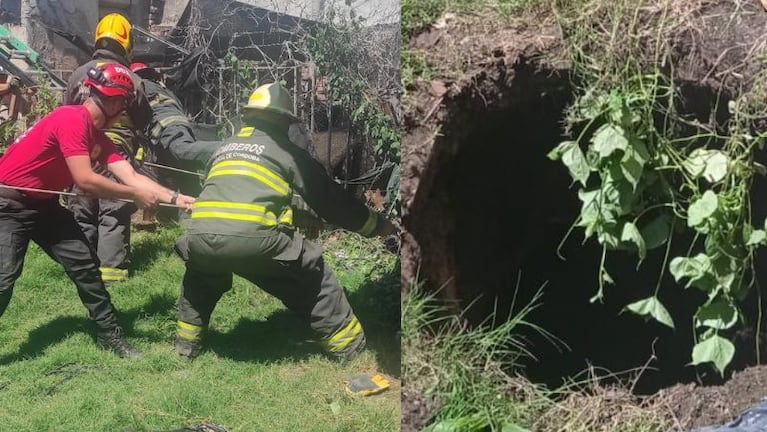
[142,79,216,164]
[143,79,191,139]
[187,120,381,238]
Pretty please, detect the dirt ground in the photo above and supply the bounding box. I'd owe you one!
[401,387,441,432]
[402,1,767,431]
[402,365,767,431]
[660,365,767,429]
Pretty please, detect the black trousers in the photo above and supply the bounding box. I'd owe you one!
[0,195,120,330]
[67,186,136,282]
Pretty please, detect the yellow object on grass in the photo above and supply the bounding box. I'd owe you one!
[345,374,390,396]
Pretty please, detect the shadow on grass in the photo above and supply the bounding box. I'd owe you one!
[347,258,401,378]
[207,310,321,362]
[0,293,177,364]
[0,316,88,365]
[129,231,176,273]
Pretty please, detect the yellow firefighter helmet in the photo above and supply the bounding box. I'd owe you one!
[95,13,132,56]
[243,83,299,122]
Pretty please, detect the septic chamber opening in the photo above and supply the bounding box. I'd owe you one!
[427,65,765,394]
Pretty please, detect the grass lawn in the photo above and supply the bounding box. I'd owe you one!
[0,226,400,431]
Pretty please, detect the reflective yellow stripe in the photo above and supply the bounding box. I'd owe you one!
[150,116,189,138]
[191,211,278,225]
[208,169,289,194]
[149,94,176,107]
[100,267,128,282]
[327,316,362,352]
[208,160,289,196]
[176,321,203,341]
[194,201,268,212]
[176,330,198,341]
[237,127,254,137]
[211,160,288,190]
[191,201,292,226]
[328,322,362,352]
[177,321,202,332]
[357,209,378,237]
[278,207,293,225]
[150,124,162,139]
[104,131,131,149]
[177,322,202,333]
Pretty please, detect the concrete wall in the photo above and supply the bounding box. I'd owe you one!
[3,0,150,72]
[181,0,398,25]
[157,0,188,28]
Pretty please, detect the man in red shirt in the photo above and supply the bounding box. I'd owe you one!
[0,63,194,358]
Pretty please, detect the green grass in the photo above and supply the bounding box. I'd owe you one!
[0,226,400,431]
[402,284,552,431]
[402,286,673,432]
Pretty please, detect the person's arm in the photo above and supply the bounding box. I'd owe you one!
[291,147,394,237]
[65,155,158,209]
[107,159,195,210]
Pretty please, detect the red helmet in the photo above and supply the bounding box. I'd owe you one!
[129,62,148,73]
[129,62,160,80]
[83,63,135,102]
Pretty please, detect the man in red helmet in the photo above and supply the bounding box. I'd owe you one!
[0,63,194,358]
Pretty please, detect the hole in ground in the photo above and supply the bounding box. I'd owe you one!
[413,60,767,395]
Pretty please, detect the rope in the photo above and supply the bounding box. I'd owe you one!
[339,162,395,186]
[143,162,205,178]
[0,184,184,208]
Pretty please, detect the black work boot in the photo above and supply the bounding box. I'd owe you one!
[174,334,202,360]
[97,327,141,359]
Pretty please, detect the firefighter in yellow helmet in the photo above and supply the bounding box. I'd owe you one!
[173,83,396,360]
[63,13,154,285]
[94,13,132,57]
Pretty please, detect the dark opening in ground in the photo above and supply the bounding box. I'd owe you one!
[420,62,766,395]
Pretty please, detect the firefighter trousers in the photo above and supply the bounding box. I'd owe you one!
[175,230,366,358]
[67,186,137,283]
[0,195,120,330]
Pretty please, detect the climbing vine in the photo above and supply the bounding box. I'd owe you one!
[549,0,767,374]
[305,7,400,162]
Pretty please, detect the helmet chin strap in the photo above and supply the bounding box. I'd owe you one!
[91,95,120,126]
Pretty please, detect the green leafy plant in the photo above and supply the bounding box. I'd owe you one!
[306,8,400,162]
[25,76,60,122]
[548,0,767,374]
[0,76,61,153]
[0,119,18,152]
